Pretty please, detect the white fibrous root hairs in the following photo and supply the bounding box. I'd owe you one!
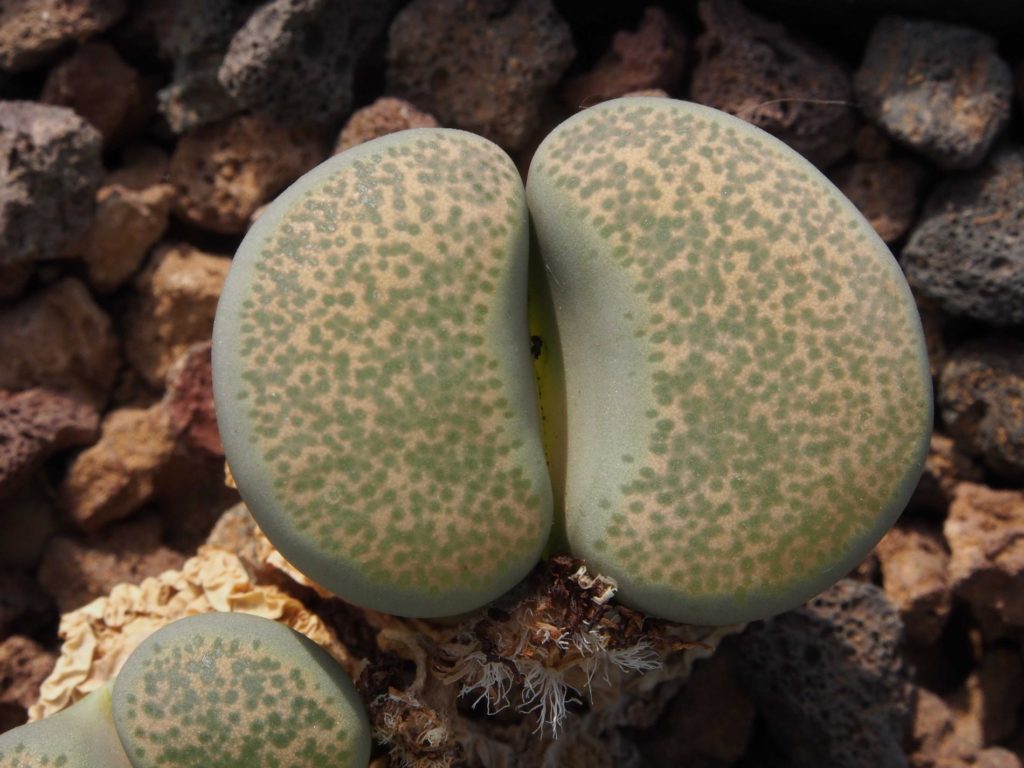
[434,557,683,737]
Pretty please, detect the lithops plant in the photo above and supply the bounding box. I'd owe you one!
[214,97,930,627]
[213,128,552,618]
[110,612,370,768]
[0,681,132,767]
[527,97,932,625]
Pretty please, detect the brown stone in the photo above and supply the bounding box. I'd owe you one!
[105,144,171,190]
[37,515,186,613]
[0,388,100,503]
[0,636,56,724]
[830,156,925,243]
[0,279,119,406]
[0,0,126,72]
[978,749,1023,768]
[911,433,985,515]
[910,686,972,768]
[163,342,222,458]
[123,243,230,389]
[386,0,576,151]
[562,7,686,108]
[58,404,178,531]
[947,647,1023,748]
[691,0,856,168]
[0,263,32,303]
[169,113,328,234]
[40,41,155,146]
[79,179,176,293]
[876,523,952,645]
[945,483,1024,626]
[335,97,439,154]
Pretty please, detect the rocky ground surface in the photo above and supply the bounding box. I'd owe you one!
[0,1,1023,766]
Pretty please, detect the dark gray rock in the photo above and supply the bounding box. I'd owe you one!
[691,0,856,168]
[219,0,400,128]
[855,16,1012,170]
[737,580,911,768]
[0,0,126,72]
[940,338,1024,481]
[387,0,575,151]
[0,102,103,267]
[901,147,1024,325]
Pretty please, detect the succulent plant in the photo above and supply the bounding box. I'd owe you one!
[213,128,552,618]
[0,681,132,767]
[527,97,932,625]
[213,97,931,625]
[0,613,371,768]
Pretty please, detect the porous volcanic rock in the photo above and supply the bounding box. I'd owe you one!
[122,244,230,389]
[387,0,575,150]
[939,338,1024,480]
[910,433,985,515]
[691,0,856,168]
[0,0,126,72]
[830,156,925,243]
[57,403,178,531]
[947,646,1024,749]
[163,342,222,458]
[169,113,327,234]
[334,97,438,154]
[902,147,1024,326]
[876,523,952,645]
[562,7,687,107]
[37,515,186,613]
[736,579,910,768]
[945,483,1024,626]
[855,16,1012,170]
[0,279,119,406]
[0,636,56,729]
[40,41,155,146]
[219,0,401,127]
[0,102,103,266]
[0,388,100,503]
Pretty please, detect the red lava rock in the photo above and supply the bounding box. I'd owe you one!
[123,243,230,389]
[947,646,1023,749]
[0,279,119,407]
[0,388,100,503]
[0,636,56,730]
[169,113,327,234]
[36,515,186,613]
[691,0,856,168]
[939,338,1024,480]
[219,0,400,128]
[386,0,576,151]
[910,686,975,768]
[57,403,178,532]
[737,579,911,768]
[0,101,103,266]
[855,16,1012,170]
[829,156,925,243]
[902,147,1024,326]
[562,7,687,108]
[0,0,126,72]
[945,483,1024,626]
[164,342,222,458]
[78,177,176,294]
[637,644,754,766]
[876,523,952,645]
[334,97,439,154]
[39,41,155,147]
[910,433,986,515]
[0,570,53,638]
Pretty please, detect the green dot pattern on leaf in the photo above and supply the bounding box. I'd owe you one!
[111,613,369,768]
[528,98,932,624]
[214,128,552,617]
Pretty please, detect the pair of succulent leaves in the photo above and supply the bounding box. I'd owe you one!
[213,97,932,626]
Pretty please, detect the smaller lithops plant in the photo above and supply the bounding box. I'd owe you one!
[111,612,371,768]
[0,681,132,767]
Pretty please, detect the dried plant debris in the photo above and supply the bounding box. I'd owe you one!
[337,557,741,767]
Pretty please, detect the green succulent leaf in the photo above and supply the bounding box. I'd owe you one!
[527,97,932,625]
[110,613,370,768]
